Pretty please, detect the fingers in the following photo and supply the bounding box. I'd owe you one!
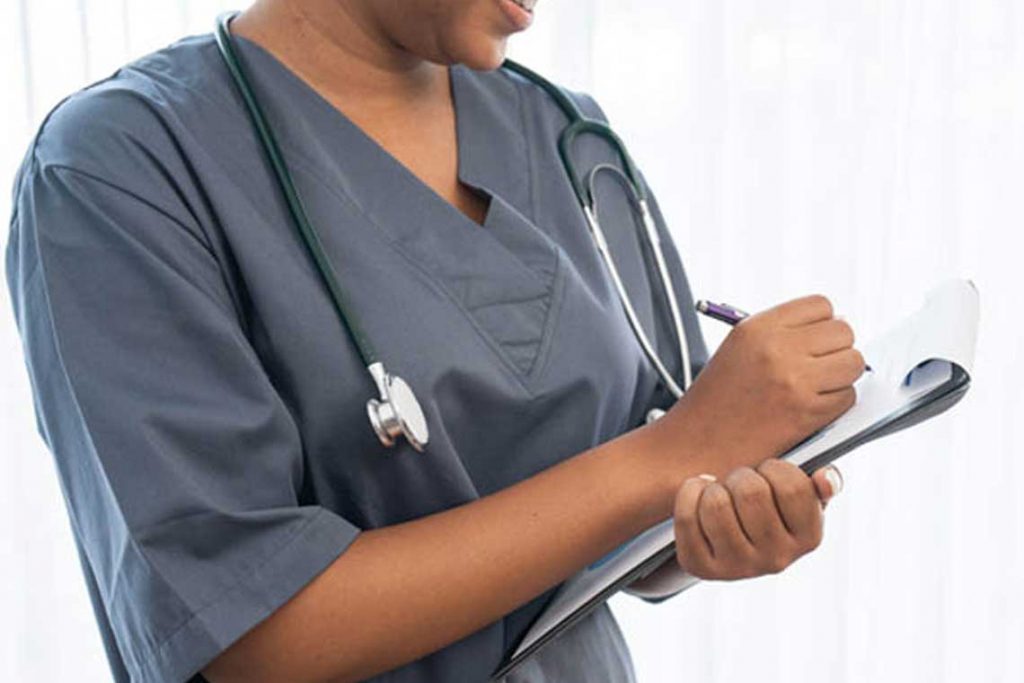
[803,318,855,356]
[772,294,834,327]
[813,348,866,393]
[673,475,716,575]
[698,482,756,561]
[815,386,856,417]
[722,467,789,549]
[756,460,823,552]
[674,461,839,581]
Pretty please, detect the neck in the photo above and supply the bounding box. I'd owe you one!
[231,0,447,107]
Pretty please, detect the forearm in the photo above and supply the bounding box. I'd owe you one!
[204,420,705,683]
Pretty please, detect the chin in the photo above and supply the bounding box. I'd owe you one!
[447,35,509,71]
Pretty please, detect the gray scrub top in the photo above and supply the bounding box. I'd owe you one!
[6,30,708,683]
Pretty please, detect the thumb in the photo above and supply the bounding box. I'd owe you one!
[811,465,844,509]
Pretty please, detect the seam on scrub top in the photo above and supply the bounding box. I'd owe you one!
[37,163,248,337]
[526,247,567,384]
[508,73,564,384]
[461,70,559,383]
[18,69,124,207]
[281,153,539,398]
[38,162,220,262]
[140,508,348,676]
[28,71,270,341]
[24,70,218,262]
[506,68,540,228]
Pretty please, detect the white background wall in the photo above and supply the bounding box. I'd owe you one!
[2,1,1021,681]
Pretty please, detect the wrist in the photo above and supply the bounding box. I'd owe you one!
[599,414,708,523]
[633,400,725,509]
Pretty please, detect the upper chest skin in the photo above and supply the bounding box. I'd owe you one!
[233,22,491,228]
[338,91,491,227]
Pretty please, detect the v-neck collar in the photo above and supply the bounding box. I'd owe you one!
[229,34,563,382]
[230,33,533,228]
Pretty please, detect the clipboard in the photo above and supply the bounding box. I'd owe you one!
[493,279,979,680]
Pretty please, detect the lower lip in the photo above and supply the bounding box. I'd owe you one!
[497,0,534,31]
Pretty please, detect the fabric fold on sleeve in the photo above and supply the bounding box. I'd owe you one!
[6,160,362,683]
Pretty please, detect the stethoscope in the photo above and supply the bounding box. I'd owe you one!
[213,12,692,453]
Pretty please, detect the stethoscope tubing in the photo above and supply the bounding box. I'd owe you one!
[214,12,379,368]
[214,11,692,451]
[503,61,692,397]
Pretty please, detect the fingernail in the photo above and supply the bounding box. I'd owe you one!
[698,474,717,482]
[824,466,844,497]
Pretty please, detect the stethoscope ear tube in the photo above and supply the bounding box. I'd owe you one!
[214,12,430,452]
[581,204,685,400]
[558,118,646,210]
[501,58,694,403]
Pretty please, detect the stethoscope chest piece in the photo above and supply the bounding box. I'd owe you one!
[366,362,429,452]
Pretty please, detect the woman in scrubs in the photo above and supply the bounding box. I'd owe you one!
[5,0,862,681]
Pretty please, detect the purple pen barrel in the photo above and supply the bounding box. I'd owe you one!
[695,300,749,326]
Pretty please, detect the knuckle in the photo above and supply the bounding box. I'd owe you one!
[808,294,834,317]
[731,316,762,346]
[772,458,804,477]
[775,369,806,406]
[755,458,784,479]
[799,400,828,429]
[819,389,854,419]
[837,320,855,346]
[804,516,824,551]
[701,483,729,506]
[675,506,698,532]
[846,384,858,404]
[850,348,866,373]
[723,466,757,489]
[769,469,810,500]
[755,335,782,368]
[729,472,769,508]
[703,490,733,518]
[839,386,857,411]
[764,553,791,575]
[781,368,803,395]
[775,477,808,504]
[731,317,753,340]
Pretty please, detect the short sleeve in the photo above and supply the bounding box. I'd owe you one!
[6,158,361,682]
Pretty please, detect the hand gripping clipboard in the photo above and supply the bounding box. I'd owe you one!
[493,279,978,681]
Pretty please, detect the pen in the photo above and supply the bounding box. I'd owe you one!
[695,299,871,372]
[695,300,749,325]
